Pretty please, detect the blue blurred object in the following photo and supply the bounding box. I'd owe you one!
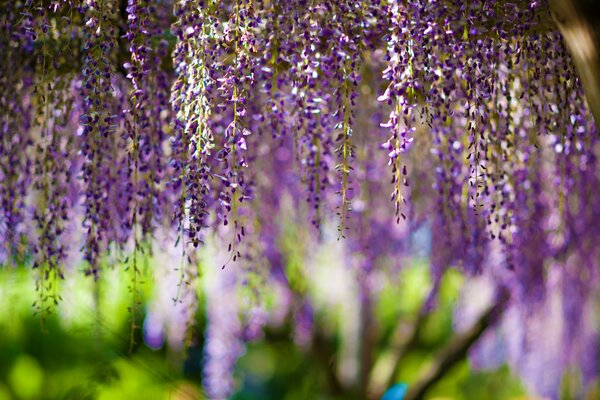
[381,383,408,400]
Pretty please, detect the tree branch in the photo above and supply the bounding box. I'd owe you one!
[383,304,429,391]
[549,0,600,127]
[402,289,510,400]
[366,299,431,399]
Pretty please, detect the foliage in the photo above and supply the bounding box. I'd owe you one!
[0,261,531,400]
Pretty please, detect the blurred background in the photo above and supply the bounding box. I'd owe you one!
[0,238,541,400]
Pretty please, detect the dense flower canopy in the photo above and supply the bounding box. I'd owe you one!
[1,0,599,398]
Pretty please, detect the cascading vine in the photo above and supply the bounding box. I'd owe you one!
[79,0,120,279]
[1,0,600,397]
[0,3,33,268]
[170,1,217,318]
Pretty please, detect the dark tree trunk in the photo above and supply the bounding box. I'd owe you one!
[550,0,600,127]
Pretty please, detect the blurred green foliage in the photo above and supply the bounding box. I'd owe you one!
[0,260,529,400]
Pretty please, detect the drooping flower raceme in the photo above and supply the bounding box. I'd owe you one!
[1,0,599,397]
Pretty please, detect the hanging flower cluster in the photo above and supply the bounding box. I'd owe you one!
[1,0,600,397]
[1,3,34,267]
[79,0,121,278]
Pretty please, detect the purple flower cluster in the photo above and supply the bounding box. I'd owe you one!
[124,0,170,239]
[2,0,600,396]
[0,5,34,265]
[79,0,120,278]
